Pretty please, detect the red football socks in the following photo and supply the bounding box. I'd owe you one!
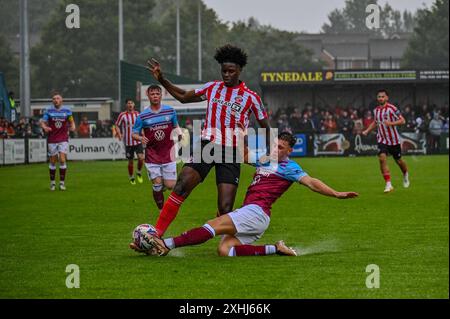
[155,192,185,236]
[383,173,391,183]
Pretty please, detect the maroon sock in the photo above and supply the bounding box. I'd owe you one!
[173,225,215,248]
[49,165,56,181]
[234,245,267,256]
[128,162,134,177]
[59,165,67,182]
[153,188,165,210]
[383,174,391,183]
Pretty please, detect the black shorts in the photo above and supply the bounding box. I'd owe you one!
[184,140,242,186]
[125,144,144,160]
[378,143,402,160]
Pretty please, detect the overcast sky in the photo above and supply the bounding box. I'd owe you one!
[202,0,434,33]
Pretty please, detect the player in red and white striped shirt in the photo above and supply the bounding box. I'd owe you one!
[147,44,272,237]
[115,99,144,185]
[363,89,410,193]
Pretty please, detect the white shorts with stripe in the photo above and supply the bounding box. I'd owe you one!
[228,204,271,245]
[145,162,177,181]
[48,142,69,156]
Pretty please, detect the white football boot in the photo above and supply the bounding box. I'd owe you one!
[384,183,394,193]
[403,174,410,188]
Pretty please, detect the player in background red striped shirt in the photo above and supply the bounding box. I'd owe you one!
[147,44,272,237]
[363,89,410,193]
[115,99,144,185]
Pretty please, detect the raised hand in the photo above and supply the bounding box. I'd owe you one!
[147,58,163,81]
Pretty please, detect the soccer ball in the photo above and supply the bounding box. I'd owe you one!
[132,224,157,250]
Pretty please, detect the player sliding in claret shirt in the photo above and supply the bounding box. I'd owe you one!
[130,130,359,257]
[147,44,272,237]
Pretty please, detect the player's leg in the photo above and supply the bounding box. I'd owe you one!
[144,163,164,210]
[217,235,296,257]
[151,176,164,210]
[378,145,393,193]
[215,163,240,216]
[48,143,58,191]
[218,204,295,257]
[146,213,237,256]
[391,145,410,188]
[58,150,67,191]
[126,146,136,185]
[161,162,177,191]
[152,162,177,210]
[154,164,211,236]
[136,146,145,184]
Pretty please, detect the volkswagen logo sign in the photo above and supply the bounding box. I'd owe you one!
[55,120,63,128]
[108,142,121,155]
[155,130,165,141]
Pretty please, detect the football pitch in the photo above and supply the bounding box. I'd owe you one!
[0,155,448,299]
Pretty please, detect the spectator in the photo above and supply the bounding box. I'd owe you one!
[362,110,375,130]
[419,104,429,117]
[6,122,15,138]
[289,108,302,132]
[311,107,322,132]
[428,114,443,153]
[92,120,110,138]
[442,117,449,134]
[338,110,354,139]
[414,115,427,135]
[0,118,7,138]
[297,112,315,134]
[277,113,292,133]
[323,114,338,134]
[77,116,90,138]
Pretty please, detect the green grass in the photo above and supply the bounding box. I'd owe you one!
[0,155,448,299]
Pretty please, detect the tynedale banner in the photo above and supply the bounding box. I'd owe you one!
[260,70,449,85]
[310,133,427,157]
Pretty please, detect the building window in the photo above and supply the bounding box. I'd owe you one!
[336,59,368,69]
[378,59,401,69]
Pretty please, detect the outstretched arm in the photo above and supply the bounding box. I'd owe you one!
[147,58,203,104]
[299,175,359,199]
[362,121,377,136]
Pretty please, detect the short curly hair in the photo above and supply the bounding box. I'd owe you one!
[214,44,248,68]
[278,132,297,148]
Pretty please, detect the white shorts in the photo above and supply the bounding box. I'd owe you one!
[145,162,177,181]
[48,142,69,157]
[228,204,271,245]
